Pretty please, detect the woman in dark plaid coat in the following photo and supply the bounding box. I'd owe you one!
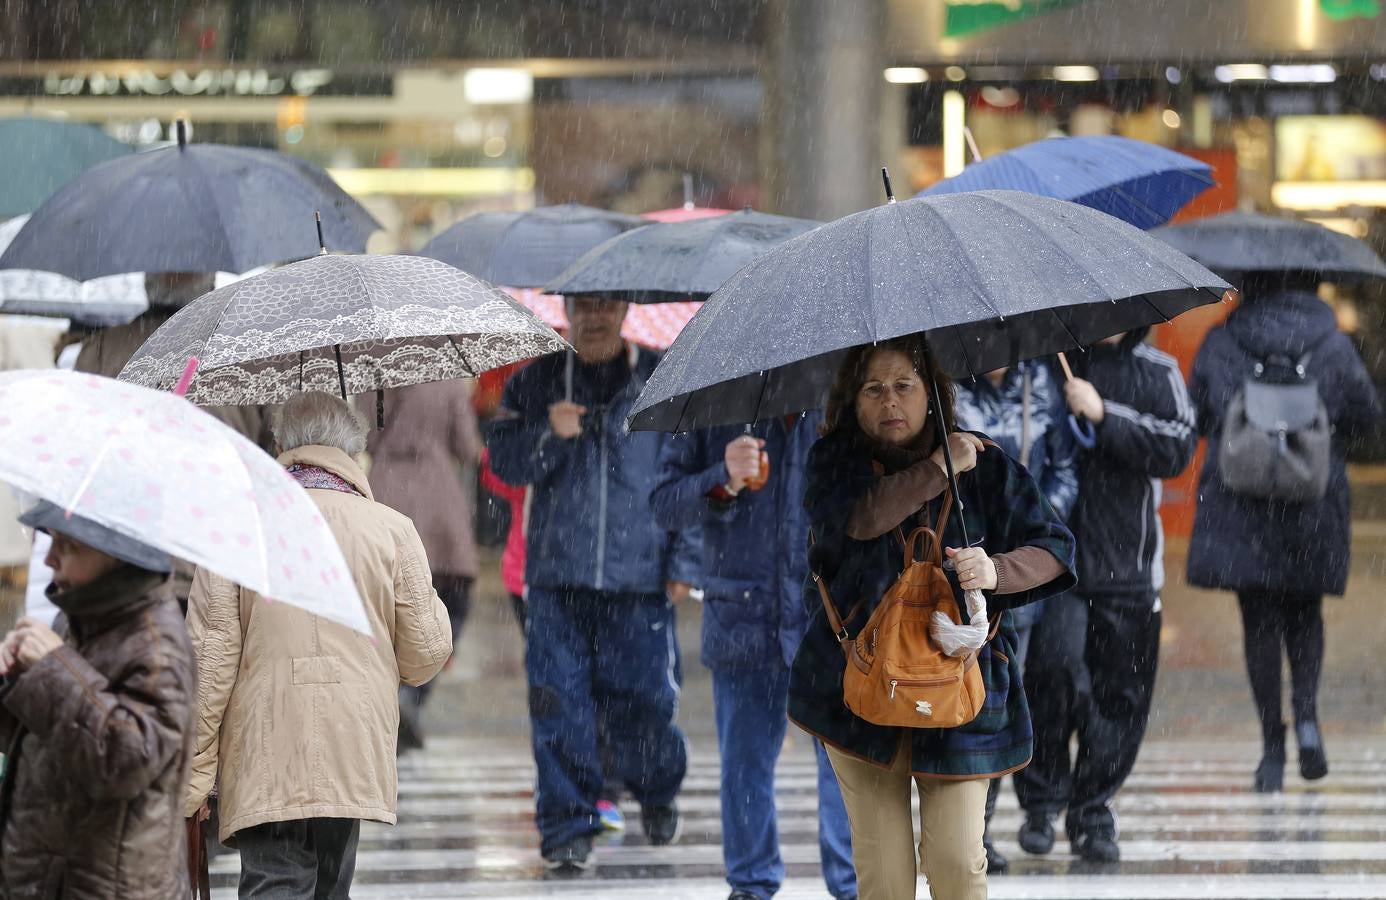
[788,335,1076,900]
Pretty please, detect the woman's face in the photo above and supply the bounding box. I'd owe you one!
[855,349,930,446]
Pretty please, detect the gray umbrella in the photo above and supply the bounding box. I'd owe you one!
[418,203,647,288]
[544,209,822,302]
[628,189,1230,434]
[118,253,568,408]
[0,125,379,282]
[1155,211,1386,282]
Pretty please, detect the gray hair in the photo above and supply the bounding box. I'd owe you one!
[272,391,368,456]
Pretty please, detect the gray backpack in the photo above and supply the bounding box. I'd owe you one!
[1218,334,1331,503]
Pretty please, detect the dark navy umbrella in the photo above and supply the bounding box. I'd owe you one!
[419,203,646,289]
[918,136,1213,230]
[1156,211,1386,282]
[0,116,132,217]
[544,208,821,302]
[0,124,379,281]
[628,189,1230,434]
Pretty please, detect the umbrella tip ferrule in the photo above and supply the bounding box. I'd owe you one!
[881,166,897,203]
[315,211,328,255]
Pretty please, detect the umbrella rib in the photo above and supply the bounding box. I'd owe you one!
[1047,306,1088,351]
[446,334,477,377]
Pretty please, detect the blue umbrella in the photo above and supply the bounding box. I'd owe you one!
[918,135,1214,230]
[0,116,132,217]
[0,124,379,282]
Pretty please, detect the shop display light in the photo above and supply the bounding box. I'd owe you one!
[884,67,929,84]
[1214,64,1269,82]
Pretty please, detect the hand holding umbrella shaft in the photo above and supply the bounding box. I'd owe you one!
[1064,378,1105,423]
[548,402,587,440]
[930,433,984,476]
[724,436,766,491]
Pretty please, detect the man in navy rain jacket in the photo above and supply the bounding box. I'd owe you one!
[652,414,856,900]
[1014,329,1196,864]
[488,295,698,873]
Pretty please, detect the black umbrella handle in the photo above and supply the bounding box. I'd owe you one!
[923,341,970,547]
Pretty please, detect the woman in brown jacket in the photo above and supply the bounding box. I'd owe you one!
[184,392,453,899]
[0,501,191,899]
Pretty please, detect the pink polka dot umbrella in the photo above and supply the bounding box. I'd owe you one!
[0,369,369,635]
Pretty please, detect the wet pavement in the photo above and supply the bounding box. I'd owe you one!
[208,538,1386,898]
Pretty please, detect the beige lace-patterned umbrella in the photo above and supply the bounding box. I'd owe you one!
[118,253,569,412]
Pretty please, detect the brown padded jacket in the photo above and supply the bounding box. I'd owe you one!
[0,566,193,899]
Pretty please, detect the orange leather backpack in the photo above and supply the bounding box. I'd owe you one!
[813,490,988,729]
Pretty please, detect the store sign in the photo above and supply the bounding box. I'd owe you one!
[42,68,339,97]
[1320,0,1380,20]
[943,0,1086,38]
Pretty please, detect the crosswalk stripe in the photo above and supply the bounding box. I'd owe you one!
[208,738,1386,899]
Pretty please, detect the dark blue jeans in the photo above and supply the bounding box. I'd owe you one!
[525,587,688,854]
[713,665,857,900]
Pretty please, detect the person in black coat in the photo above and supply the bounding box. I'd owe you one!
[1187,275,1381,793]
[1014,328,1197,864]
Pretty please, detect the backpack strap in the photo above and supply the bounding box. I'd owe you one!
[811,570,853,656]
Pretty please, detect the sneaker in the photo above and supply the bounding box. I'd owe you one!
[984,836,1009,874]
[728,893,761,900]
[1017,813,1055,856]
[596,799,625,832]
[543,835,594,875]
[1071,831,1120,863]
[641,803,682,846]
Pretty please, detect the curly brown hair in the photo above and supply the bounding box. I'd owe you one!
[821,334,956,440]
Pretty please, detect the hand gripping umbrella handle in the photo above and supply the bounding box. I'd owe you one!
[1056,352,1097,449]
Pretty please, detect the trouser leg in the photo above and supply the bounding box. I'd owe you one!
[591,592,688,809]
[1014,591,1087,818]
[1067,592,1160,840]
[916,777,988,900]
[824,742,918,900]
[712,665,789,899]
[1282,593,1324,726]
[236,820,316,900]
[308,818,360,900]
[525,587,603,854]
[1237,591,1287,738]
[815,739,858,900]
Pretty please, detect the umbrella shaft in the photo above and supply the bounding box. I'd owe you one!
[924,341,970,547]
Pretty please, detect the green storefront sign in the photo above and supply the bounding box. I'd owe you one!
[945,0,1378,39]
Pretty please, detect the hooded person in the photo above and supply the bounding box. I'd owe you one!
[1186,274,1381,792]
[0,501,193,898]
[1013,327,1197,864]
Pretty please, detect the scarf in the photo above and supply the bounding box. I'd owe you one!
[286,464,363,497]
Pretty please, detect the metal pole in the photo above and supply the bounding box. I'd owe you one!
[333,344,348,401]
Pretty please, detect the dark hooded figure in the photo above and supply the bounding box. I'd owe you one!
[0,501,192,898]
[1186,274,1381,793]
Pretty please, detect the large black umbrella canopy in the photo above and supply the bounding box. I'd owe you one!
[0,130,379,282]
[544,208,822,302]
[117,253,568,407]
[1155,211,1386,282]
[629,190,1230,433]
[418,203,647,288]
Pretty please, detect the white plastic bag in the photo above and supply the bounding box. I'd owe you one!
[929,588,989,657]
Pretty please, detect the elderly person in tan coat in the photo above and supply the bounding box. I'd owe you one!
[183,391,453,899]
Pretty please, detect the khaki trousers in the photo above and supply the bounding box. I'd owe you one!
[825,741,988,900]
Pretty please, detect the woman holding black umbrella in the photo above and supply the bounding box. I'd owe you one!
[788,334,1076,900]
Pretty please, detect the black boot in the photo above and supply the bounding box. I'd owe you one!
[1254,723,1286,793]
[1296,720,1329,781]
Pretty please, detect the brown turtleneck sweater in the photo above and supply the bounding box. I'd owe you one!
[845,434,1065,596]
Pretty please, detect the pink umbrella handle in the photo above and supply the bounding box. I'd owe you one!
[173,357,200,397]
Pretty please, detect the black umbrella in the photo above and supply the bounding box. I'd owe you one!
[629,188,1230,435]
[0,123,379,281]
[419,203,647,289]
[544,208,822,302]
[1155,211,1386,282]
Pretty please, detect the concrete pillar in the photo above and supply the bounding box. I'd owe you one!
[760,0,888,220]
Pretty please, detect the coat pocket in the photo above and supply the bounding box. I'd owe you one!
[292,656,342,685]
